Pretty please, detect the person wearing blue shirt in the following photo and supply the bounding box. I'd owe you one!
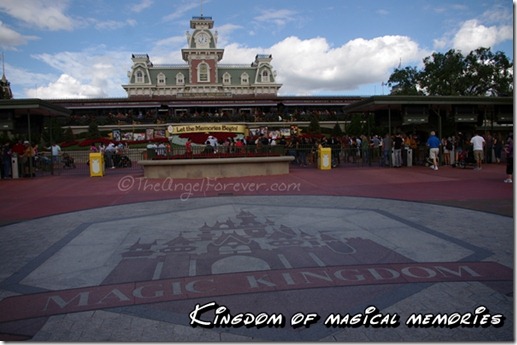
[426,131,441,170]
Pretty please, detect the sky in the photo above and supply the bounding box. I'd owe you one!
[0,0,513,99]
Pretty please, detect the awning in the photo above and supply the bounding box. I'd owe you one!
[0,98,71,117]
[344,95,514,113]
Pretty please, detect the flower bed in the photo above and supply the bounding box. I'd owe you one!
[178,132,239,144]
[85,137,169,146]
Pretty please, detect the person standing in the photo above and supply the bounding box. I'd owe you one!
[494,133,503,164]
[360,135,370,167]
[371,135,381,163]
[49,142,62,166]
[381,133,392,167]
[442,137,452,166]
[485,132,493,164]
[185,137,193,157]
[470,132,486,170]
[504,134,513,183]
[393,134,403,168]
[454,132,465,164]
[105,142,116,169]
[22,141,36,177]
[1,142,11,179]
[426,131,440,171]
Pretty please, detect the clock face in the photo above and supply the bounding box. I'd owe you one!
[196,33,209,45]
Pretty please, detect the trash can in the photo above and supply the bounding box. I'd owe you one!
[89,152,104,177]
[405,148,413,167]
[11,154,18,179]
[318,147,332,170]
[146,148,156,160]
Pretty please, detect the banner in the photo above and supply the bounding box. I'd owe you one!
[167,124,247,135]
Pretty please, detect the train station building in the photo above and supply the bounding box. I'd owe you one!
[0,15,513,138]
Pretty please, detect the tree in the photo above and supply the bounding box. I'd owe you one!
[41,118,64,145]
[419,49,466,96]
[386,66,422,95]
[346,114,364,137]
[386,47,513,96]
[86,121,101,139]
[307,114,321,134]
[332,122,344,137]
[63,126,75,142]
[462,48,513,96]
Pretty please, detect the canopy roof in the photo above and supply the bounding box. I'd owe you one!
[0,98,71,117]
[343,95,514,113]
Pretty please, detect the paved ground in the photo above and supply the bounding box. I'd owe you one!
[0,163,513,341]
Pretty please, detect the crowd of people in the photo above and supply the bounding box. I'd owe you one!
[1,140,60,178]
[234,130,513,183]
[1,129,512,184]
[90,142,132,169]
[67,109,341,126]
[283,132,420,168]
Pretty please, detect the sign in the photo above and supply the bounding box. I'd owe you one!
[403,115,428,125]
[454,115,478,123]
[167,124,247,135]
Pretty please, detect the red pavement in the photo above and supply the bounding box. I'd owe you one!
[0,164,513,225]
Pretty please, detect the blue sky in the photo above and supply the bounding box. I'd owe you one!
[0,0,513,99]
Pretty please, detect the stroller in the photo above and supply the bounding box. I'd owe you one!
[453,148,476,169]
[62,153,76,169]
[115,154,132,168]
[423,151,437,167]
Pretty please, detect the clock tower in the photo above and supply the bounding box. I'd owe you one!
[123,14,281,98]
[183,16,224,88]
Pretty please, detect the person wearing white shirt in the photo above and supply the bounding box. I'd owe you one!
[470,133,486,170]
[49,142,61,164]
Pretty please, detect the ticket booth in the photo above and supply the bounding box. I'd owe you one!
[89,153,104,177]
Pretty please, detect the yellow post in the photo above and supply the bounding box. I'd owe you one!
[318,147,332,170]
[89,152,105,177]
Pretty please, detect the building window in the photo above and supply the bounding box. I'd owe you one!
[223,72,231,85]
[176,72,185,85]
[157,73,166,85]
[199,62,209,82]
[261,69,270,83]
[240,72,249,85]
[136,70,144,83]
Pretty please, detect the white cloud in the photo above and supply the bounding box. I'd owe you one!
[433,6,513,54]
[220,43,262,64]
[482,6,513,23]
[20,49,131,99]
[14,33,429,98]
[267,35,426,95]
[0,0,74,31]
[25,74,105,99]
[253,9,298,28]
[131,0,154,13]
[0,21,38,49]
[6,64,55,91]
[93,18,138,30]
[432,37,448,51]
[452,19,513,53]
[163,1,204,22]
[213,23,242,47]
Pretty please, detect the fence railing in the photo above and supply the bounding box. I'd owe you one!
[11,145,500,178]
